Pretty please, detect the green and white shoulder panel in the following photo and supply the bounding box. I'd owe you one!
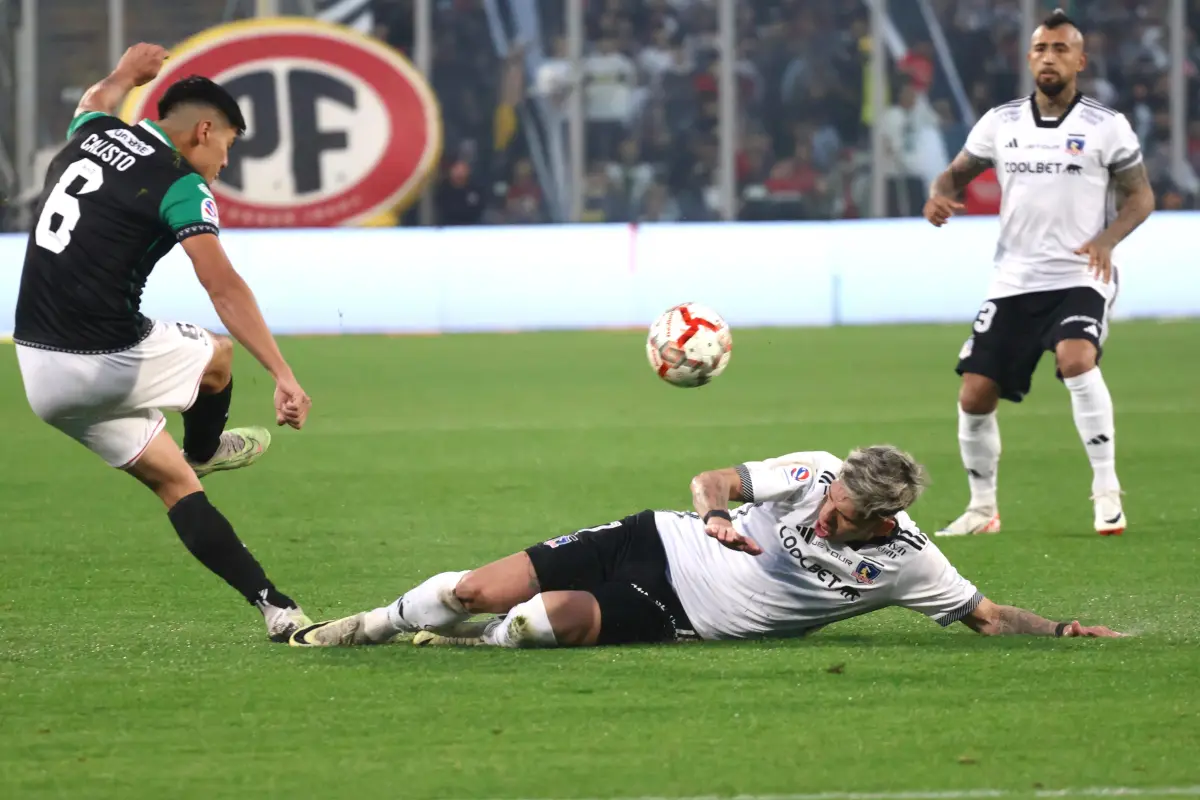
[160,173,221,242]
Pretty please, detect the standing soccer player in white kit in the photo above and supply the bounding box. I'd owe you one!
[923,9,1154,537]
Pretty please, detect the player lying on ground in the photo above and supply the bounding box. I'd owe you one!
[291,446,1122,649]
[12,44,314,642]
[923,9,1154,538]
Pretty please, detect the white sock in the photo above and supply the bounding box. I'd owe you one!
[363,571,470,640]
[481,594,558,648]
[958,404,1001,511]
[1064,367,1119,495]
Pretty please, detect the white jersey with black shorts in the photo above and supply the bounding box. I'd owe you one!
[954,93,1142,401]
[524,451,982,644]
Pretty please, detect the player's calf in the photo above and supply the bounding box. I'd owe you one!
[126,430,309,641]
[184,333,234,465]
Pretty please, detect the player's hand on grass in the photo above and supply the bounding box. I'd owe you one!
[274,375,312,430]
[705,517,762,556]
[1074,238,1115,283]
[923,196,964,227]
[1061,620,1126,638]
[115,43,168,87]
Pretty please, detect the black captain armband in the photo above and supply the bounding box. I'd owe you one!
[703,510,732,524]
[1054,622,1069,637]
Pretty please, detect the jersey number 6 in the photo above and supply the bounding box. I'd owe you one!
[35,158,105,255]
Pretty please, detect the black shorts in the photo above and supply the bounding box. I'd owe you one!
[955,286,1113,403]
[525,510,695,646]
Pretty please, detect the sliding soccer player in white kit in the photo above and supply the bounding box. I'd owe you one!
[290,445,1122,649]
[924,9,1154,537]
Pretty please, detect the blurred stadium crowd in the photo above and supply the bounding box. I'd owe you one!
[366,0,1200,225]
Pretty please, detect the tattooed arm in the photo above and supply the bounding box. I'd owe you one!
[962,597,1124,637]
[1100,162,1155,246]
[924,150,994,226]
[1074,162,1154,282]
[690,468,761,555]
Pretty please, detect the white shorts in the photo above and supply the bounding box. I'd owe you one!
[16,320,215,468]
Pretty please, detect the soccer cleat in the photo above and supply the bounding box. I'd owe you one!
[935,507,1001,537]
[263,604,313,644]
[289,613,385,647]
[186,427,271,478]
[1093,491,1126,536]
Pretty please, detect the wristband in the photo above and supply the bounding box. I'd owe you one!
[703,509,732,523]
[1054,621,1069,637]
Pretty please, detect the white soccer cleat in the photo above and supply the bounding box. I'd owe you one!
[186,427,271,478]
[262,604,313,644]
[936,507,1001,537]
[1093,491,1126,536]
[289,612,386,647]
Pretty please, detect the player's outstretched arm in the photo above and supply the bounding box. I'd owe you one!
[924,150,992,227]
[181,234,312,429]
[75,43,168,117]
[961,597,1124,638]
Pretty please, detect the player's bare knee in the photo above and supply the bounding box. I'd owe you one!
[542,592,602,647]
[199,334,233,393]
[1055,341,1097,379]
[125,432,204,508]
[454,571,509,614]
[453,552,540,613]
[959,375,999,415]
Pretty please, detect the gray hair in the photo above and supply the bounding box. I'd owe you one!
[839,445,930,519]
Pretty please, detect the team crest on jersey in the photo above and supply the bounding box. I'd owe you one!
[788,466,811,483]
[544,535,578,549]
[201,197,220,226]
[853,560,883,585]
[1066,135,1086,156]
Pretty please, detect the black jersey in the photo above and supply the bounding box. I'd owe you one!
[13,113,221,353]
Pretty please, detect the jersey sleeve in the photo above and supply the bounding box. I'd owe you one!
[159,173,221,242]
[66,111,110,140]
[1104,113,1144,174]
[962,108,999,165]
[888,539,983,627]
[734,451,836,506]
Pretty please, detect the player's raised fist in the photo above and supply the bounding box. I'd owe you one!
[274,375,312,430]
[115,43,169,86]
[924,195,964,227]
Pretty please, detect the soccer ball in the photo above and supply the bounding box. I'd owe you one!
[646,302,733,387]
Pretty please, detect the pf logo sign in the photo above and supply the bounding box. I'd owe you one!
[121,18,442,227]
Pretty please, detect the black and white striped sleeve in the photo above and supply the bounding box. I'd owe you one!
[1106,113,1144,174]
[733,452,828,505]
[889,541,984,627]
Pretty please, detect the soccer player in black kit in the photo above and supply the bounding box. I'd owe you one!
[13,43,314,642]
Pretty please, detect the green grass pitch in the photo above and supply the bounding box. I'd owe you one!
[1,321,1198,799]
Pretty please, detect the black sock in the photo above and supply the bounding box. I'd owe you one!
[183,377,232,463]
[168,491,295,608]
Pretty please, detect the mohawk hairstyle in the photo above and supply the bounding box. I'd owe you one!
[157,75,246,135]
[1042,7,1082,33]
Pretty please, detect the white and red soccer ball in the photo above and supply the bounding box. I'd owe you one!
[646,302,733,388]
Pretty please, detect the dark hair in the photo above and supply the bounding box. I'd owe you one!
[1042,8,1081,33]
[158,75,246,134]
